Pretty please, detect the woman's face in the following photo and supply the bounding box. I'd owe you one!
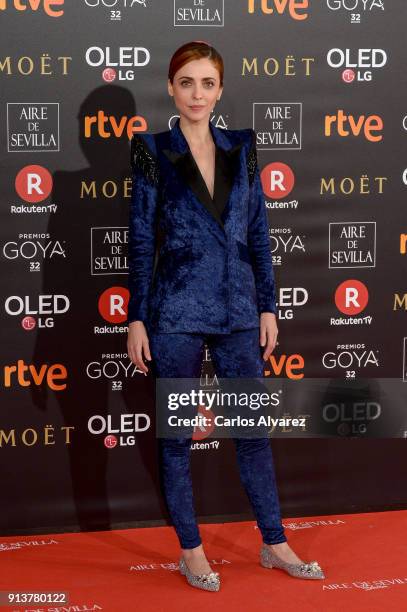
[168,58,223,123]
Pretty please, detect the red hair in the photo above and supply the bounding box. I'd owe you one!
[168,41,224,86]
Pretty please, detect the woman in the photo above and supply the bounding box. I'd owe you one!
[127,41,325,592]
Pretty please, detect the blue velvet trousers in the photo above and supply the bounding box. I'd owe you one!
[147,326,287,549]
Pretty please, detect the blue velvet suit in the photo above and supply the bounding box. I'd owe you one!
[126,116,277,332]
[127,117,287,549]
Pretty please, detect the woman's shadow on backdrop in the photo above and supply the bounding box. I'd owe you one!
[30,85,163,534]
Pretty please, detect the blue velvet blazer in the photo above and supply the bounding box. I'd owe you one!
[126,116,277,333]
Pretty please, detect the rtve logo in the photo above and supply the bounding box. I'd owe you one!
[324,110,383,142]
[400,234,407,254]
[247,0,309,20]
[84,112,147,139]
[4,360,67,390]
[264,354,304,379]
[0,0,64,17]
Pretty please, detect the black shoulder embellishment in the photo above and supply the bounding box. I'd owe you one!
[131,135,160,186]
[247,130,258,186]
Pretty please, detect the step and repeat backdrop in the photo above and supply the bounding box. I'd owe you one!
[1,0,407,534]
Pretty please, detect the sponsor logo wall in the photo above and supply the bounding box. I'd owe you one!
[1,0,406,532]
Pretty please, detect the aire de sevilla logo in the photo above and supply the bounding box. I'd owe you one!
[15,165,52,202]
[335,279,369,314]
[260,162,295,199]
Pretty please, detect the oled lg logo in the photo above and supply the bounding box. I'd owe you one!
[327,48,387,83]
[85,46,150,82]
[276,287,309,320]
[322,400,381,436]
[88,413,151,447]
[4,294,70,329]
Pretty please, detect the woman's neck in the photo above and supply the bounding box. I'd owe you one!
[179,116,213,149]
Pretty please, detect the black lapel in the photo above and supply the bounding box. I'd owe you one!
[162,142,243,230]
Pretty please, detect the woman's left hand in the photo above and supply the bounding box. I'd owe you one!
[259,312,278,361]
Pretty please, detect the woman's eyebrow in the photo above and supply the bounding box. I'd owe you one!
[177,76,215,81]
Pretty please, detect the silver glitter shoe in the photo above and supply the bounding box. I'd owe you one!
[179,556,221,591]
[260,544,325,580]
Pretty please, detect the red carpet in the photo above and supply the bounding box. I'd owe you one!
[1,510,406,611]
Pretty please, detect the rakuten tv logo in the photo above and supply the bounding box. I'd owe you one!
[325,110,383,142]
[15,165,53,202]
[261,163,295,199]
[335,280,369,314]
[98,286,129,323]
[247,0,309,20]
[400,234,407,254]
[0,0,64,17]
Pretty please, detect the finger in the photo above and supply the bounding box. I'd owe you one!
[127,343,136,365]
[259,326,267,347]
[128,342,139,366]
[263,330,276,360]
[262,329,270,360]
[265,338,276,359]
[143,339,152,361]
[135,345,148,373]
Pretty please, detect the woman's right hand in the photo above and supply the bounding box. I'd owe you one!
[127,321,152,375]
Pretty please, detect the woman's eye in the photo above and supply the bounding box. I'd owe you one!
[180,81,215,87]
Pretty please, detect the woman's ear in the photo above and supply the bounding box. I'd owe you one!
[167,79,173,97]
